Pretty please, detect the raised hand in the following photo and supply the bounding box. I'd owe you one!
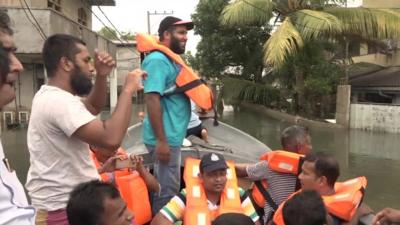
[94,49,116,77]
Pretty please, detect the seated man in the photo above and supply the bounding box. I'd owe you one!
[235,125,312,223]
[281,190,326,225]
[90,146,159,225]
[273,152,371,225]
[151,153,260,225]
[187,100,208,142]
[67,180,134,225]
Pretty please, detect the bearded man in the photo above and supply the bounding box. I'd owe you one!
[141,16,193,213]
[26,34,146,225]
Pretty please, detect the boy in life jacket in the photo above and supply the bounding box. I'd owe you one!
[235,125,312,224]
[273,152,372,225]
[151,153,261,225]
[91,146,160,225]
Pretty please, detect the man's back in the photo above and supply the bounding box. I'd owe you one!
[26,85,99,211]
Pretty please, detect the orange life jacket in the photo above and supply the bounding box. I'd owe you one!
[90,149,152,225]
[183,157,244,225]
[272,176,367,225]
[136,33,214,111]
[251,150,304,209]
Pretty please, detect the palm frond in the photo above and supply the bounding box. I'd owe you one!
[325,7,400,40]
[220,0,274,27]
[291,9,342,40]
[221,77,280,106]
[264,17,304,68]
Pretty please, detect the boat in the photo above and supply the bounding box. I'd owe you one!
[121,119,374,225]
[121,119,270,164]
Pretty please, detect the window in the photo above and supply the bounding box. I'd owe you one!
[19,111,29,124]
[3,111,14,125]
[78,8,87,26]
[48,0,62,12]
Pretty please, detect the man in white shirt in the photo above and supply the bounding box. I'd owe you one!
[0,10,36,225]
[25,34,145,225]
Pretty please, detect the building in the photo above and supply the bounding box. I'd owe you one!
[335,0,400,133]
[1,0,117,128]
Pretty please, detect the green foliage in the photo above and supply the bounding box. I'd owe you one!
[220,77,281,107]
[97,26,118,40]
[192,0,270,81]
[120,31,136,41]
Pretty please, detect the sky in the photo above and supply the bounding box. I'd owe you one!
[92,0,363,53]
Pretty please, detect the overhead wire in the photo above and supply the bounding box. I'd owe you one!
[19,0,47,39]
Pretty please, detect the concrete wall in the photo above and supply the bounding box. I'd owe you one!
[350,103,400,133]
[336,85,351,127]
[363,0,400,8]
[352,53,400,67]
[7,8,115,55]
[116,45,140,86]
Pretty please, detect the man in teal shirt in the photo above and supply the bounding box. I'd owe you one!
[142,16,192,213]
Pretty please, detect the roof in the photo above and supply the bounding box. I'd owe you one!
[349,62,400,89]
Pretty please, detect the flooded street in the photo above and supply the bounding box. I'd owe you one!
[2,104,400,211]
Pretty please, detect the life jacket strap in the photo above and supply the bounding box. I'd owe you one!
[164,79,204,96]
[254,180,278,211]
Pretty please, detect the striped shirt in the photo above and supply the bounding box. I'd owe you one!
[247,161,297,224]
[160,188,259,223]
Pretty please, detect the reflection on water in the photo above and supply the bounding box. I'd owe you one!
[220,107,400,210]
[1,104,400,210]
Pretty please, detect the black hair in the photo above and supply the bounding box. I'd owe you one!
[67,180,121,225]
[212,213,255,225]
[0,9,13,35]
[0,42,10,83]
[283,190,327,225]
[280,125,310,152]
[304,152,340,188]
[42,34,85,77]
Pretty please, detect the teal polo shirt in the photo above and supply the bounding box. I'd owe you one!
[141,51,190,147]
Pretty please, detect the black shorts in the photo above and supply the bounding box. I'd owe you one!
[186,123,205,139]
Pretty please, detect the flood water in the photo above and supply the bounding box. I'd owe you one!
[1,104,400,211]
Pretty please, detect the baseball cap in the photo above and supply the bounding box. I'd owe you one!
[200,153,228,173]
[158,16,194,37]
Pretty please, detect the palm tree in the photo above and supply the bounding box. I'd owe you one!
[221,0,400,69]
[220,0,400,114]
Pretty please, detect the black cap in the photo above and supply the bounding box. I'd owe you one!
[200,153,228,173]
[158,16,194,37]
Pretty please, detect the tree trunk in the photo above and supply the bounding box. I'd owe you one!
[294,66,306,115]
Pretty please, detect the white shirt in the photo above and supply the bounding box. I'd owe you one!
[26,85,100,211]
[0,140,35,225]
[187,101,202,129]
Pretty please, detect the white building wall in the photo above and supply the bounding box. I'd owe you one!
[350,103,400,133]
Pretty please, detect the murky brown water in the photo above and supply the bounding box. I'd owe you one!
[1,104,399,211]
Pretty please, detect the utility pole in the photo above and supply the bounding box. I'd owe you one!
[147,10,174,34]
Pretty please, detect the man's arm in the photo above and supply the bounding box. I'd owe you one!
[150,213,173,225]
[145,93,170,163]
[83,50,115,115]
[74,70,144,151]
[235,163,250,177]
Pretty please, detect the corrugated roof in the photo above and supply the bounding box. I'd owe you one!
[349,62,400,87]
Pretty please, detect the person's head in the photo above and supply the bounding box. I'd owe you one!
[90,146,119,164]
[280,125,312,154]
[158,16,193,54]
[67,180,133,225]
[42,34,94,96]
[199,153,228,194]
[282,190,327,225]
[299,152,340,194]
[0,10,23,109]
[212,213,255,225]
